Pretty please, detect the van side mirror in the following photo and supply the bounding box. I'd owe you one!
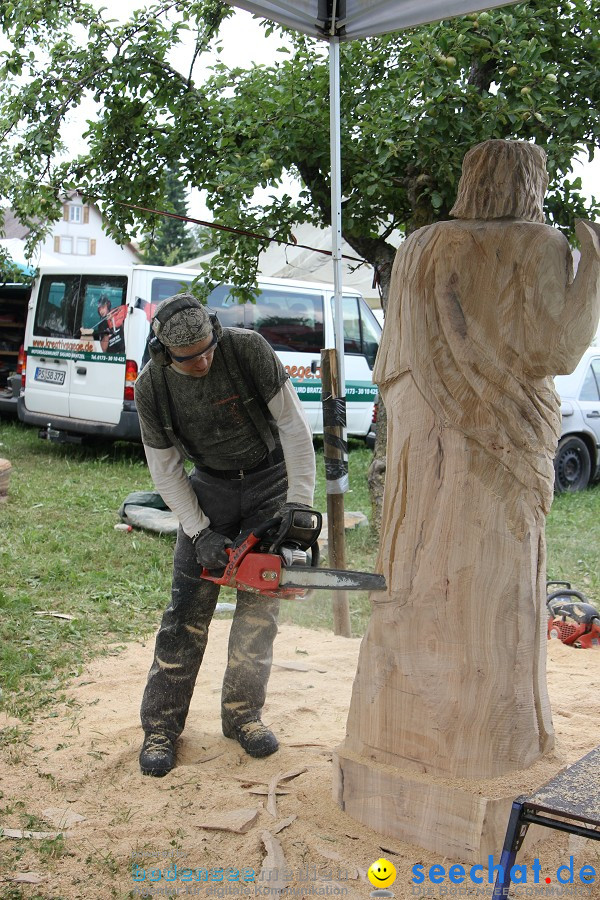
[310,359,319,375]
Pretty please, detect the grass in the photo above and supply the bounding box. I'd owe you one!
[1,418,599,720]
[0,420,377,718]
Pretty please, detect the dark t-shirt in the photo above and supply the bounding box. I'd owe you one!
[97,320,125,353]
[135,329,288,470]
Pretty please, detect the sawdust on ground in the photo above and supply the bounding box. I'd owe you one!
[1,624,600,899]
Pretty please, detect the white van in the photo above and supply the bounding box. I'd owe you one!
[18,264,381,442]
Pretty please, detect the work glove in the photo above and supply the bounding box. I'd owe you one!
[270,502,316,550]
[193,528,233,570]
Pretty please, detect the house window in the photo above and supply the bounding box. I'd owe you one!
[76,238,90,255]
[59,236,73,254]
[62,202,89,223]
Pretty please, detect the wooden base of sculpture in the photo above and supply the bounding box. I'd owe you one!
[333,746,552,863]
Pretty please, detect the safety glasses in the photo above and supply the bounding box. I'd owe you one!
[169,333,218,363]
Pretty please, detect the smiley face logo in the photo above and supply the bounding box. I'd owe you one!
[368,857,397,889]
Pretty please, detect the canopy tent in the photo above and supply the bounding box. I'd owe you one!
[225,0,520,40]
[224,0,523,494]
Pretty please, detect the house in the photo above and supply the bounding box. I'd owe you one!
[1,192,141,268]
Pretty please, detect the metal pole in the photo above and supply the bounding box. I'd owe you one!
[328,36,348,495]
[321,348,351,637]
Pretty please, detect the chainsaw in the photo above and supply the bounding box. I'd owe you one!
[546,581,600,649]
[201,507,386,600]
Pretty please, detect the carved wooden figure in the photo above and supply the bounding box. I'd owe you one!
[333,140,600,860]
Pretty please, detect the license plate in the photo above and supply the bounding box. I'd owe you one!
[34,367,66,385]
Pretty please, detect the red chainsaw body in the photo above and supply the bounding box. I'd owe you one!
[200,525,311,600]
[547,617,600,648]
[546,584,600,649]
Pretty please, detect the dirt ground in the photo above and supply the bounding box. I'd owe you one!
[1,622,599,900]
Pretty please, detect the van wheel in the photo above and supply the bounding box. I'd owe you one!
[554,436,591,493]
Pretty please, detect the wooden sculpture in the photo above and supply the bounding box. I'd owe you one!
[333,140,600,860]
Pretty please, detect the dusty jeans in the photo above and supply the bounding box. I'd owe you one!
[140,460,287,741]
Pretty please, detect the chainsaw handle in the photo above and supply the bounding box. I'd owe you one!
[248,516,282,541]
[546,580,572,592]
[547,589,586,604]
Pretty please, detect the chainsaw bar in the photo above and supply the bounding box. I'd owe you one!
[279,566,386,592]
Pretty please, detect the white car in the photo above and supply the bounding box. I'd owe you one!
[554,346,600,492]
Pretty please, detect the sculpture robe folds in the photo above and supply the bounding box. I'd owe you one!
[343,218,599,779]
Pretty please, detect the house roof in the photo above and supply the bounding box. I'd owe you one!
[1,199,142,261]
[1,208,31,240]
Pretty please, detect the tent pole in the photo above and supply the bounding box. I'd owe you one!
[326,34,350,637]
[329,36,346,415]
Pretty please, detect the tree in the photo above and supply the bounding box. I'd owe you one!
[0,0,598,521]
[140,168,196,265]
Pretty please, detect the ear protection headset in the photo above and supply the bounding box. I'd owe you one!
[148,295,222,367]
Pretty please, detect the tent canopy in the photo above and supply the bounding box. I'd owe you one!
[225,0,521,40]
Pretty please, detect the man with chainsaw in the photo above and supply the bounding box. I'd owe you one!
[134,292,316,777]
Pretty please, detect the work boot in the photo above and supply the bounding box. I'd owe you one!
[222,718,279,758]
[139,732,175,777]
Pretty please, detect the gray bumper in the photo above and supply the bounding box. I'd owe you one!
[17,398,142,442]
[0,393,19,416]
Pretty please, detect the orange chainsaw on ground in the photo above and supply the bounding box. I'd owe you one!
[201,507,386,601]
[547,582,600,649]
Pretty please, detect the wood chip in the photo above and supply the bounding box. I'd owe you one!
[232,776,268,786]
[194,807,260,834]
[288,742,328,748]
[1,828,71,840]
[9,873,44,885]
[260,830,290,893]
[248,789,291,797]
[276,766,308,783]
[266,774,280,818]
[33,611,75,620]
[272,660,327,673]
[271,815,296,834]
[266,767,308,818]
[42,808,86,828]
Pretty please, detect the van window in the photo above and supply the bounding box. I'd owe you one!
[252,289,324,352]
[206,285,325,351]
[80,278,128,331]
[150,277,194,304]
[332,296,381,368]
[34,275,127,338]
[34,275,79,337]
[206,285,246,329]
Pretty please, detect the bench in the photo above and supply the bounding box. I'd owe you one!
[493,746,600,898]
